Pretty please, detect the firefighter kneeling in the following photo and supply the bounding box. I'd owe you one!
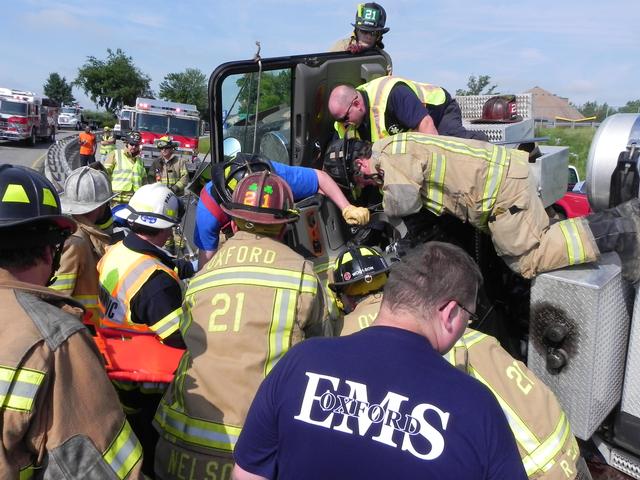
[329,244,582,479]
[153,171,327,480]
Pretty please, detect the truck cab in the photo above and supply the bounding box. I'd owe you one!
[57,105,84,130]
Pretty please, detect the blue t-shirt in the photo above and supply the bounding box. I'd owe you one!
[234,326,527,480]
[193,162,319,251]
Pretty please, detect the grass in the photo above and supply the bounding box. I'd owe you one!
[536,127,597,179]
[198,135,210,154]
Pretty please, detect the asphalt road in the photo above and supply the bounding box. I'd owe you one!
[0,130,77,171]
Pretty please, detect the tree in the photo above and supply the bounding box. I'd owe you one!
[43,73,75,105]
[159,68,208,119]
[456,75,498,96]
[74,48,152,113]
[577,101,614,122]
[236,70,291,118]
[618,99,640,114]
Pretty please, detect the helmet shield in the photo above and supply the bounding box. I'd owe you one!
[329,245,390,291]
[126,131,142,145]
[352,2,390,34]
[221,171,299,225]
[471,95,523,124]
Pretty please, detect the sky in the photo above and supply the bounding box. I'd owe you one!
[1,0,638,110]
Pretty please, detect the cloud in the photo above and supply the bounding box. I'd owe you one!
[519,48,547,63]
[24,8,82,29]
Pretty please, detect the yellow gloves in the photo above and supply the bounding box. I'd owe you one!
[341,205,370,226]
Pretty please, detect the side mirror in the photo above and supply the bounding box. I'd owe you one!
[223,137,241,160]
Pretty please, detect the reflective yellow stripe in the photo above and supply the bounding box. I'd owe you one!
[0,365,45,412]
[19,465,33,480]
[2,184,30,203]
[391,136,406,155]
[468,366,541,458]
[558,218,587,265]
[521,413,572,476]
[50,273,77,291]
[103,420,143,479]
[481,145,507,224]
[187,266,318,298]
[425,152,446,215]
[461,329,487,348]
[150,305,185,339]
[75,294,99,309]
[264,288,297,376]
[155,401,242,452]
[42,188,57,207]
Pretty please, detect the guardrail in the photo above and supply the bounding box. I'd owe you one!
[44,133,83,189]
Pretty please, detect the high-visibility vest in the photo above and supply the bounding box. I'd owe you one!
[444,329,580,479]
[334,76,447,141]
[97,241,184,339]
[99,134,116,155]
[79,132,95,155]
[110,150,146,201]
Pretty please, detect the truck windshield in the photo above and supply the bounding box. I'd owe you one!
[137,113,167,134]
[121,111,132,120]
[61,107,77,114]
[169,117,199,137]
[0,100,28,116]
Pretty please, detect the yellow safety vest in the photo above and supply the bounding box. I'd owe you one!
[99,134,116,155]
[111,150,146,201]
[334,76,447,141]
[445,329,579,479]
[97,241,184,339]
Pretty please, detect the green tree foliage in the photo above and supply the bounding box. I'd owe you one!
[536,127,596,178]
[577,101,615,122]
[159,68,208,120]
[82,110,117,128]
[236,70,291,119]
[43,73,75,105]
[74,48,152,114]
[455,75,498,96]
[618,99,640,114]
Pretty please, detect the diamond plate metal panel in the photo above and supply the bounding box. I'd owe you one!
[462,119,535,143]
[528,253,633,440]
[455,93,533,120]
[621,285,640,418]
[611,448,640,479]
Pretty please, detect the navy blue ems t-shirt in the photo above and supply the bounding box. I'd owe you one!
[234,326,527,480]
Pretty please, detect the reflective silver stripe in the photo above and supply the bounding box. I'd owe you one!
[103,420,143,479]
[481,145,507,222]
[49,274,76,291]
[0,366,45,412]
[151,305,184,339]
[265,289,296,375]
[425,152,446,215]
[558,218,587,265]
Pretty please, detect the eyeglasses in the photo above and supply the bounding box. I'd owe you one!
[337,95,358,124]
[439,301,479,325]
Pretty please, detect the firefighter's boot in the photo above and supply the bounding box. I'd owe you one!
[586,214,640,283]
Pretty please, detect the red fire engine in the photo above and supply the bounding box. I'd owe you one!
[0,87,58,145]
[131,97,202,167]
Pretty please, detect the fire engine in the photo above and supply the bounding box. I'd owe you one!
[202,49,640,478]
[128,97,202,167]
[0,87,57,145]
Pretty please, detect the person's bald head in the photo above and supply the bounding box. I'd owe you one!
[329,85,366,127]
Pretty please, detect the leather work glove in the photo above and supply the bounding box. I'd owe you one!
[341,205,370,226]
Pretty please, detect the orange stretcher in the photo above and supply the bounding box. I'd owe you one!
[88,324,184,383]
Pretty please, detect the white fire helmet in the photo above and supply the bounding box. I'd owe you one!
[115,183,180,229]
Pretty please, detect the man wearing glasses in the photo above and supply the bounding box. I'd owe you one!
[328,76,488,142]
[232,242,527,480]
[103,131,147,205]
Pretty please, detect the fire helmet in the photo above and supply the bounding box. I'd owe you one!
[329,245,390,293]
[156,135,177,150]
[0,164,76,248]
[126,131,142,146]
[352,3,390,34]
[471,95,523,124]
[212,153,272,205]
[323,138,371,189]
[115,183,180,229]
[60,166,115,215]
[221,171,299,225]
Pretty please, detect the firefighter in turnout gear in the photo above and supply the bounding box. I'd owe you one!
[328,242,580,479]
[98,182,188,475]
[329,245,390,336]
[149,135,189,196]
[154,171,328,480]
[99,125,117,162]
[328,76,488,141]
[324,134,640,281]
[50,166,115,325]
[104,130,147,204]
[0,164,144,478]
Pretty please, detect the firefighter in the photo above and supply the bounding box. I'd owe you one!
[328,244,390,335]
[327,243,581,479]
[328,76,488,141]
[50,166,115,325]
[99,125,117,162]
[329,2,393,74]
[104,130,147,205]
[149,135,189,196]
[324,134,640,282]
[98,182,188,475]
[78,124,97,166]
[194,152,370,269]
[154,171,328,480]
[0,164,144,478]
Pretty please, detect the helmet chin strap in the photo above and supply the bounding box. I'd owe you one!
[46,238,69,287]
